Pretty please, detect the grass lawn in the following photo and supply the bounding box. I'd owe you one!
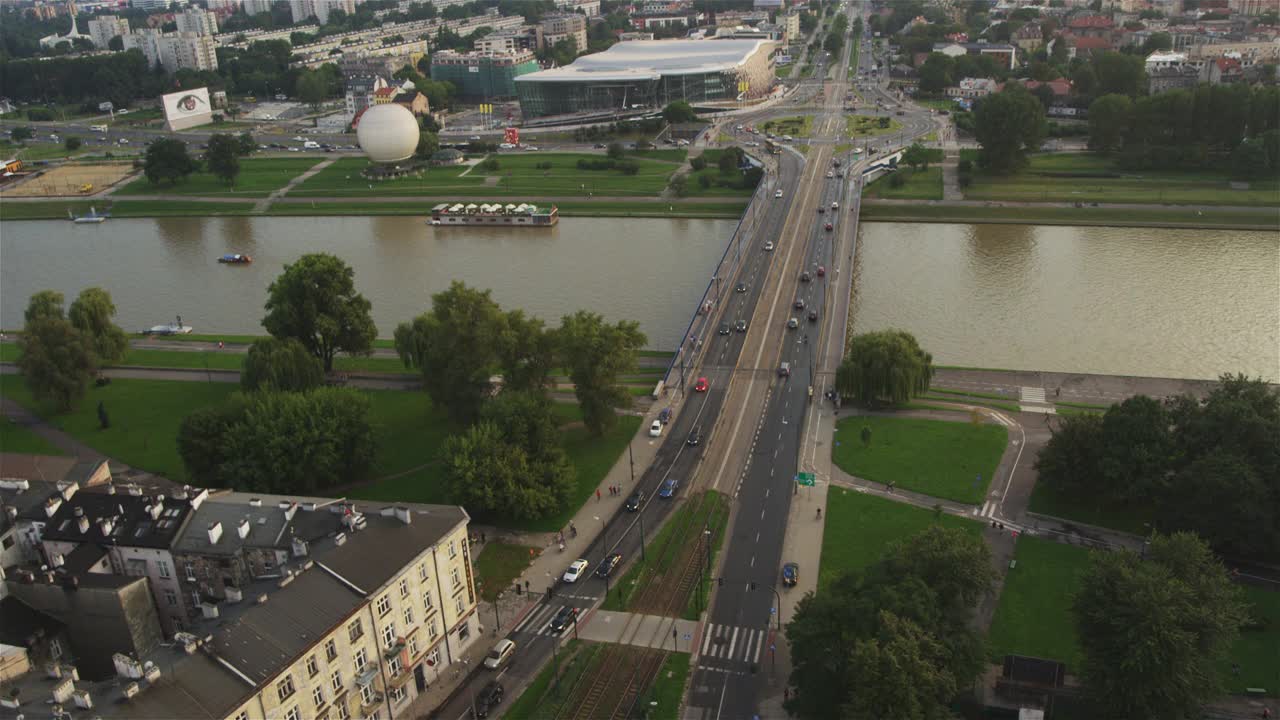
[864,167,943,200]
[1226,586,1280,695]
[683,149,760,198]
[857,202,1279,230]
[819,487,983,591]
[964,152,1280,207]
[762,116,813,138]
[287,158,484,198]
[472,541,537,602]
[264,198,749,219]
[846,115,902,138]
[0,142,85,162]
[831,416,1006,503]
[0,417,68,456]
[0,344,412,375]
[640,652,692,717]
[1027,479,1153,535]
[986,536,1089,667]
[0,200,256,221]
[115,158,321,198]
[503,640,599,719]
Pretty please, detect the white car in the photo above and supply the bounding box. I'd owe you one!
[774,189,783,199]
[563,559,590,583]
[292,136,304,142]
[117,108,130,115]
[499,142,516,149]
[524,146,538,151]
[649,420,662,437]
[764,241,775,251]
[826,171,834,178]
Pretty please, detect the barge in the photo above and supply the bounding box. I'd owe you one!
[429,202,558,227]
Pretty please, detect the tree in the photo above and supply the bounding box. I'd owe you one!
[555,311,646,436]
[1230,137,1270,179]
[1094,51,1146,97]
[10,126,34,142]
[67,287,128,364]
[395,281,507,423]
[974,84,1046,173]
[296,68,327,108]
[1088,93,1133,152]
[1071,63,1098,98]
[143,137,197,186]
[205,133,242,187]
[900,142,931,170]
[662,100,698,124]
[237,132,258,156]
[860,425,872,447]
[1141,31,1173,55]
[241,337,324,392]
[835,329,934,406]
[786,526,992,720]
[1097,395,1173,502]
[262,253,377,372]
[1034,412,1107,496]
[1073,532,1248,719]
[497,309,557,393]
[25,290,65,325]
[917,52,954,94]
[108,35,124,52]
[415,129,439,159]
[606,142,625,160]
[64,136,81,152]
[17,294,97,411]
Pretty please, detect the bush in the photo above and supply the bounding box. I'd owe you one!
[669,174,689,197]
[535,161,553,170]
[615,159,639,175]
[27,107,54,121]
[958,173,973,188]
[888,170,907,188]
[480,157,500,171]
[958,159,973,173]
[690,156,707,171]
[698,174,713,188]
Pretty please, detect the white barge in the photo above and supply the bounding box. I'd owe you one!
[429,202,558,227]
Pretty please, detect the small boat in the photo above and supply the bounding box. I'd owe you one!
[143,315,192,336]
[69,207,109,224]
[218,254,253,264]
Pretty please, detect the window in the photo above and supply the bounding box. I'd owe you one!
[312,685,326,708]
[190,590,201,608]
[387,655,401,676]
[336,703,350,720]
[456,597,465,616]
[403,605,414,627]
[277,675,296,702]
[306,654,319,678]
[348,618,363,643]
[418,562,428,583]
[263,554,275,570]
[422,590,434,612]
[2,535,13,550]
[451,567,461,590]
[49,638,63,660]
[330,668,343,693]
[428,619,438,640]
[376,595,391,616]
[285,706,299,720]
[398,577,410,598]
[353,648,367,674]
[164,589,178,606]
[157,559,171,578]
[360,684,376,707]
[426,648,440,667]
[382,621,397,649]
[325,639,338,662]
[448,541,457,558]
[182,560,195,579]
[389,686,406,704]
[126,558,147,576]
[408,636,419,658]
[234,712,249,720]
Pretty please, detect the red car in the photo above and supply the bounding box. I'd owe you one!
[817,265,826,276]
[824,223,833,231]
[694,377,709,392]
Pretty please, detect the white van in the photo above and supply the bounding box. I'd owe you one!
[303,140,321,150]
[89,124,108,133]
[484,638,515,669]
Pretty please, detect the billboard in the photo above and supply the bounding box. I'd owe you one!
[162,87,214,131]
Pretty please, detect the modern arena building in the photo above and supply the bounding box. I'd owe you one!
[515,38,777,119]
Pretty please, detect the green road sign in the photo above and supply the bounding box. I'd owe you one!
[796,472,816,486]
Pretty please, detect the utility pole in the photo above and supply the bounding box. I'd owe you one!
[628,441,635,485]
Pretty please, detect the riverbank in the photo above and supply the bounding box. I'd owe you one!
[860,200,1278,230]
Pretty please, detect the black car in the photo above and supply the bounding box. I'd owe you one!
[549,605,579,633]
[800,271,811,282]
[734,320,747,333]
[808,310,819,322]
[794,298,806,310]
[597,552,623,578]
[474,681,505,719]
[686,426,702,446]
[718,322,731,336]
[625,489,644,511]
[735,282,747,293]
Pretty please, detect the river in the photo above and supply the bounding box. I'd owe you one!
[850,223,1280,381]
[2,217,1276,381]
[0,216,738,351]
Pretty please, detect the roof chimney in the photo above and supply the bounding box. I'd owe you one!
[74,506,85,518]
[190,487,208,510]
[127,485,143,496]
[277,500,291,510]
[45,497,63,517]
[237,517,251,539]
[77,515,90,534]
[283,502,298,521]
[106,483,116,495]
[394,506,412,525]
[149,499,163,519]
[291,537,309,557]
[334,532,347,546]
[173,486,189,500]
[58,481,78,500]
[98,517,114,537]
[207,521,223,545]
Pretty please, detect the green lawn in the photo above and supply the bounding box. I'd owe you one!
[0,200,256,221]
[1027,479,1153,536]
[503,640,599,719]
[0,142,85,162]
[641,652,692,717]
[0,417,68,456]
[1227,586,1280,695]
[472,541,537,602]
[116,158,321,198]
[857,202,1278,230]
[0,344,412,375]
[864,167,943,200]
[964,152,1280,207]
[986,536,1089,668]
[819,487,983,591]
[265,198,749,219]
[683,149,760,198]
[831,416,1006,503]
[762,116,813,138]
[846,115,902,138]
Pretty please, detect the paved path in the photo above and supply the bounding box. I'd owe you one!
[253,157,333,212]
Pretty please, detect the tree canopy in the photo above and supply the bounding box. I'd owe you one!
[662,100,698,124]
[835,329,934,406]
[67,287,128,364]
[555,310,646,436]
[974,84,1046,173]
[262,253,377,372]
[240,337,324,392]
[205,133,242,187]
[17,313,96,411]
[143,138,198,186]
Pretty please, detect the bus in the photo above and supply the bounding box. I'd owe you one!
[764,140,781,155]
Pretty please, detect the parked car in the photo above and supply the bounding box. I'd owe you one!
[659,478,680,498]
[563,559,590,583]
[597,552,623,578]
[649,419,663,437]
[782,562,799,587]
[484,639,515,669]
[474,681,505,718]
[624,489,644,512]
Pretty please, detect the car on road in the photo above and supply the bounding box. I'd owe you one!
[549,605,579,633]
[832,201,839,210]
[734,319,748,333]
[694,377,709,392]
[470,135,482,141]
[826,171,834,178]
[686,426,702,446]
[825,222,833,231]
[563,559,590,583]
[816,206,825,214]
[817,265,826,277]
[659,477,680,498]
[763,241,775,251]
[774,189,783,199]
[778,361,791,377]
[787,318,799,329]
[836,171,844,178]
[597,552,623,577]
[649,419,663,437]
[484,639,515,669]
[800,271,811,282]
[624,489,645,511]
[718,322,730,336]
[794,298,806,310]
[782,562,799,587]
[499,142,516,149]
[808,310,819,322]
[594,143,607,148]
[292,136,304,141]
[735,282,747,293]
[117,138,129,144]
[474,680,504,718]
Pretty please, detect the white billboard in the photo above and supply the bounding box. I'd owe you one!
[162,87,214,131]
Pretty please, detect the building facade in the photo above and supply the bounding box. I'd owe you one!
[174,8,218,35]
[430,50,539,100]
[87,15,130,49]
[540,14,588,53]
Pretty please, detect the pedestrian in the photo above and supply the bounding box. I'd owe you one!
[784,688,790,701]
[596,489,601,502]
[1262,706,1271,719]
[1055,387,1061,398]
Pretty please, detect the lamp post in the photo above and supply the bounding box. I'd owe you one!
[628,441,635,485]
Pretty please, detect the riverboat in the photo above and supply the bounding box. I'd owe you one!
[68,207,109,224]
[142,316,192,335]
[218,254,253,264]
[428,202,558,227]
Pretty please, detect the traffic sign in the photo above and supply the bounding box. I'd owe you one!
[796,472,816,487]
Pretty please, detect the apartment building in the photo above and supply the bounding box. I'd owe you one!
[123,28,219,72]
[476,28,543,54]
[174,7,219,35]
[541,13,588,52]
[290,0,357,25]
[555,0,600,16]
[87,14,131,49]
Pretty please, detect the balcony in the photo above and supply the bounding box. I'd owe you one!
[388,666,413,690]
[359,691,384,715]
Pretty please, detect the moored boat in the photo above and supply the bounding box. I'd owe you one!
[69,207,109,224]
[218,254,253,264]
[428,201,558,227]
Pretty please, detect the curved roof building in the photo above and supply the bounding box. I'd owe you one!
[516,38,776,119]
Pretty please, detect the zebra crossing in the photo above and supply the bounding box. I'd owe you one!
[698,623,768,668]
[1019,386,1047,404]
[511,601,583,637]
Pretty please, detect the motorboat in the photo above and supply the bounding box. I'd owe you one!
[69,207,109,224]
[218,254,253,264]
[143,316,192,335]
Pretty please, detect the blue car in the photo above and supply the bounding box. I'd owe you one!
[658,478,680,498]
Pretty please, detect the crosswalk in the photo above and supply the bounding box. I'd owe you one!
[511,602,581,637]
[1019,386,1047,404]
[698,623,768,667]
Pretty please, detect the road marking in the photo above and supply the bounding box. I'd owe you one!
[727,627,740,659]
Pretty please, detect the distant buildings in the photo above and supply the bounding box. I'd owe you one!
[291,0,357,25]
[932,41,1018,69]
[173,7,218,36]
[123,28,219,72]
[87,14,131,49]
[542,14,588,53]
[342,55,397,122]
[555,0,600,16]
[431,50,539,101]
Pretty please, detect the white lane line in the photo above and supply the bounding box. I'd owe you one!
[701,623,716,656]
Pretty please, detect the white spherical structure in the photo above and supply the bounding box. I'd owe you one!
[357,104,419,163]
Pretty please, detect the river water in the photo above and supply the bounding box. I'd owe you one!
[850,223,1279,381]
[2,217,1276,380]
[0,216,738,351]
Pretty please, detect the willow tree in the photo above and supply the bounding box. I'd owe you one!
[835,329,934,406]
